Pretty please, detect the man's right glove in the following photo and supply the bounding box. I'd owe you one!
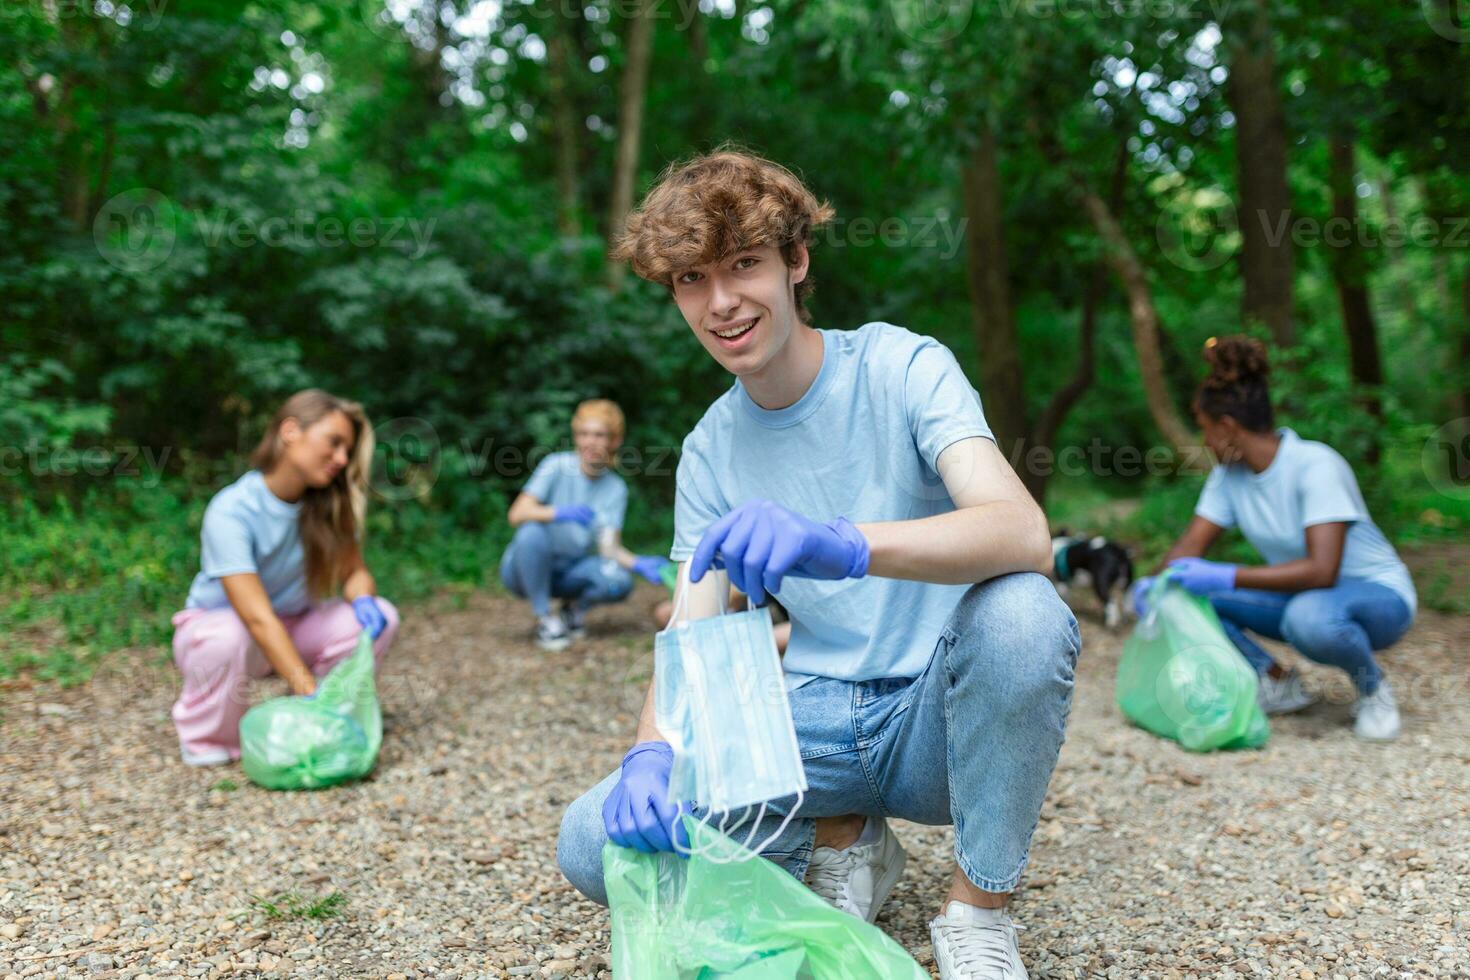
[601,741,690,854]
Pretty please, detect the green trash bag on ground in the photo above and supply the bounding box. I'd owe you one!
[603,816,928,979]
[1116,575,1269,752]
[240,631,382,789]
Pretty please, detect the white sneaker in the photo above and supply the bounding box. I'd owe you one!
[180,744,232,767]
[534,614,570,651]
[1353,680,1400,741]
[1256,669,1317,715]
[560,602,587,640]
[803,817,907,923]
[929,901,1028,979]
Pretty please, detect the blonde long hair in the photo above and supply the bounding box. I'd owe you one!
[249,389,375,598]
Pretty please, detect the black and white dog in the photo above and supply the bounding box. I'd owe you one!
[1050,530,1135,628]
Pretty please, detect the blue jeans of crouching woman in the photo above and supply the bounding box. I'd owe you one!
[556,571,1081,905]
[1207,580,1414,697]
[499,521,634,618]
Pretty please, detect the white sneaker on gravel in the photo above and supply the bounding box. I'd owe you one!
[930,901,1028,979]
[1353,680,1400,741]
[534,614,571,651]
[560,602,587,640]
[803,817,906,924]
[1256,669,1316,715]
[180,744,231,767]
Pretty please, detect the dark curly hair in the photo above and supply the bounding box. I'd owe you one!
[1194,335,1275,432]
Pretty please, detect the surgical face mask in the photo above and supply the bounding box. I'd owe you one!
[654,563,807,861]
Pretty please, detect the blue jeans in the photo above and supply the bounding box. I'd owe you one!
[499,522,634,618]
[556,572,1081,905]
[1208,580,1413,696]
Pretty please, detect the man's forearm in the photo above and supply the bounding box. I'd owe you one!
[635,680,664,744]
[860,500,1051,584]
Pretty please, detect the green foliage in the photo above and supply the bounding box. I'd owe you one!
[2,0,1466,681]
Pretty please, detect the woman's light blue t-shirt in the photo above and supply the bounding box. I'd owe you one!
[185,470,311,615]
[671,323,995,684]
[520,451,629,561]
[1195,427,1417,613]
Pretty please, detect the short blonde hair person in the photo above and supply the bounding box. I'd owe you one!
[572,399,625,446]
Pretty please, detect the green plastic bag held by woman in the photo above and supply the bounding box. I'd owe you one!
[603,816,927,979]
[240,630,382,789]
[1116,574,1269,752]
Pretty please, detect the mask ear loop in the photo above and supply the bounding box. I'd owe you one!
[698,792,805,864]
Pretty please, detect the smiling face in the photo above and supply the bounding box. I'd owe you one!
[671,243,809,378]
[280,410,356,488]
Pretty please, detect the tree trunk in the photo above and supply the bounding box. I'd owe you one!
[960,127,1028,462]
[605,0,656,289]
[1462,267,1470,420]
[1326,133,1384,462]
[1226,0,1295,348]
[1025,141,1128,503]
[1377,177,1420,329]
[1078,189,1196,451]
[546,4,582,238]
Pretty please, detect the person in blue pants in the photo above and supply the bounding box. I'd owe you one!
[1133,336,1416,741]
[555,150,1080,980]
[500,399,670,650]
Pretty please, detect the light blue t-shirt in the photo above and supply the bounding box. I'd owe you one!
[1195,427,1417,614]
[185,470,311,616]
[671,322,995,684]
[521,451,629,561]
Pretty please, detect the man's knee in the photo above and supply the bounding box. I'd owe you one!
[946,572,1080,695]
[557,776,615,906]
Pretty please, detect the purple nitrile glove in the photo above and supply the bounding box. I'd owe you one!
[631,555,670,585]
[1129,576,1156,617]
[601,741,690,855]
[352,595,387,639]
[552,504,596,527]
[688,499,869,607]
[1167,557,1238,595]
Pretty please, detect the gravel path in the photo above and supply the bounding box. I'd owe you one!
[3,583,1468,978]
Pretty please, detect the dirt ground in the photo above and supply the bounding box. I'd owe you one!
[2,581,1468,978]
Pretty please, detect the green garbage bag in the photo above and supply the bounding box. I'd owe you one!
[1116,574,1269,752]
[240,631,382,790]
[604,816,928,979]
[660,560,679,593]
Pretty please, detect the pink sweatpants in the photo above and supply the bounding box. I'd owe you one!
[170,598,400,759]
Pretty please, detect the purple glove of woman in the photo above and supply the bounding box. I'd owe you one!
[1166,557,1238,595]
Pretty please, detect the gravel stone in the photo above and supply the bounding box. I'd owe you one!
[2,585,1466,977]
